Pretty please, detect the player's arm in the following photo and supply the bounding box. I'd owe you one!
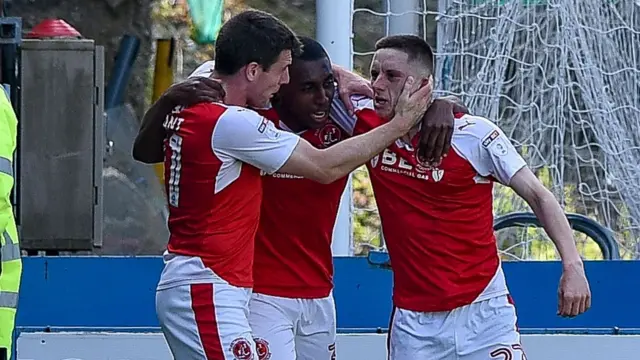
[132,65,225,163]
[216,77,431,184]
[462,118,591,318]
[509,170,582,266]
[509,167,591,317]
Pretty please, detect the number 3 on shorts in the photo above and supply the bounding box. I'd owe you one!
[490,344,527,360]
[168,133,183,207]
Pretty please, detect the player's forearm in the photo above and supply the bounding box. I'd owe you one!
[528,189,583,267]
[132,99,173,163]
[315,119,408,183]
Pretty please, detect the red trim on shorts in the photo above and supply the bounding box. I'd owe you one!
[191,283,224,360]
[387,306,397,359]
[507,294,520,332]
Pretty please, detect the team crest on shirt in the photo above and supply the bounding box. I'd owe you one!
[230,338,253,360]
[255,338,271,360]
[431,168,445,182]
[318,124,341,147]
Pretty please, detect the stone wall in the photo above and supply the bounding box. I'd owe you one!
[11,0,153,117]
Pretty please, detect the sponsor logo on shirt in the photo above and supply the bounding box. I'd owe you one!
[482,129,500,147]
[457,119,475,130]
[257,117,269,133]
[482,129,509,157]
[376,148,441,181]
[270,172,304,179]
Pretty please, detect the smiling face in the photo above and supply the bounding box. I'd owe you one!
[276,56,336,130]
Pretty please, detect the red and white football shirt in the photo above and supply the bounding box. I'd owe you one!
[252,107,350,299]
[157,102,300,290]
[332,96,527,312]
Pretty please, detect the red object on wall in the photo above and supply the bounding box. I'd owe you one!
[26,19,82,39]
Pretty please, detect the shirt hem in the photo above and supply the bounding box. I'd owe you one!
[253,286,332,299]
[394,289,509,313]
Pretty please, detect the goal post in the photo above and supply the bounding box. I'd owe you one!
[316,0,355,256]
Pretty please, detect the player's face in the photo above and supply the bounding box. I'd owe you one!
[277,57,335,130]
[370,48,422,120]
[247,50,292,108]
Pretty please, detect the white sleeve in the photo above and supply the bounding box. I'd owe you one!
[212,106,300,174]
[189,61,215,78]
[453,116,527,185]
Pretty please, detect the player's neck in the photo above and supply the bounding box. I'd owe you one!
[213,71,248,106]
[273,104,306,133]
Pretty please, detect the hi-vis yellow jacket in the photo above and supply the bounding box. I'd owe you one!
[0,87,21,360]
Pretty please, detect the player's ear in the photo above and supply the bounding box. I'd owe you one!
[245,62,261,82]
[420,75,434,88]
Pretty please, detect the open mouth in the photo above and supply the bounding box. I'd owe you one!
[374,97,388,107]
[311,111,328,121]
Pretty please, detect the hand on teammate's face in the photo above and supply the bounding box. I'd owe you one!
[417,98,457,164]
[557,261,591,317]
[164,77,226,108]
[392,76,433,132]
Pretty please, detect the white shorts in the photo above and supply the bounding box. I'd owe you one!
[156,279,258,360]
[389,295,526,360]
[248,292,337,360]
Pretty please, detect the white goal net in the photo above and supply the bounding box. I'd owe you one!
[351,0,640,260]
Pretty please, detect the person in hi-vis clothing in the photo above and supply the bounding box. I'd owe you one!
[0,86,21,360]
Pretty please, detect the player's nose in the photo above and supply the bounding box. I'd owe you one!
[371,76,387,93]
[314,89,330,107]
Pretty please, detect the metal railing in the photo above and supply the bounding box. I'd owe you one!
[368,212,621,268]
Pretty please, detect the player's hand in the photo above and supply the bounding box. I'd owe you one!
[333,64,374,115]
[417,98,456,164]
[392,76,434,132]
[557,260,591,317]
[163,76,225,108]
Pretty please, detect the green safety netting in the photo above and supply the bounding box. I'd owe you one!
[187,0,224,44]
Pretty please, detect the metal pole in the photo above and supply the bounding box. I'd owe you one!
[387,0,421,35]
[436,0,447,91]
[317,0,354,256]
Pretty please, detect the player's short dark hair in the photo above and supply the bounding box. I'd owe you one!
[375,35,434,75]
[296,36,329,62]
[214,10,302,75]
